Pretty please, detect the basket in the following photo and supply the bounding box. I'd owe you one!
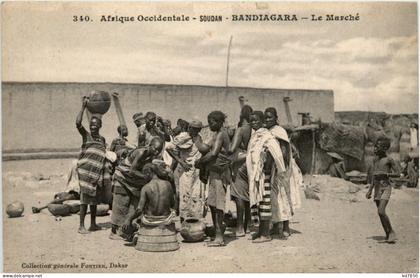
[136,222,179,252]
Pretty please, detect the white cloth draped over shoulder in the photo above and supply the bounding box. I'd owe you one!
[246,128,285,209]
[269,125,302,215]
[290,158,302,210]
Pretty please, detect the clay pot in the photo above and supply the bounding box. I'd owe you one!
[6,201,24,218]
[180,218,206,242]
[63,200,80,214]
[48,204,71,217]
[86,90,111,115]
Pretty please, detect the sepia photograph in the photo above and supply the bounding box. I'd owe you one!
[1,1,419,274]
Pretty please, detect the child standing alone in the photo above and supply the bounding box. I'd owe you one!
[366,136,400,243]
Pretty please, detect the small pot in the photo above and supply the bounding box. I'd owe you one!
[6,201,24,218]
[180,218,206,242]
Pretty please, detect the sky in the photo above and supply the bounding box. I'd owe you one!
[2,1,418,113]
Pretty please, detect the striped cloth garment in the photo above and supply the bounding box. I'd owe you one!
[246,128,285,207]
[251,175,272,224]
[77,141,108,197]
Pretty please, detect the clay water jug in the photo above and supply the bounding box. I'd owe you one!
[180,218,206,242]
[6,201,24,218]
[86,90,111,115]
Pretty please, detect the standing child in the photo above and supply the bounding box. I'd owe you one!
[110,125,136,161]
[75,97,110,234]
[366,136,400,243]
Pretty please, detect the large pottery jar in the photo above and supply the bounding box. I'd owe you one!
[48,204,71,217]
[86,90,111,115]
[180,218,206,242]
[6,201,24,218]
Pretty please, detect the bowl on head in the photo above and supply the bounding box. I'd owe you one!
[86,90,111,115]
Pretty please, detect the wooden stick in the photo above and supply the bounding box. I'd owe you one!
[112,92,126,127]
[311,129,317,174]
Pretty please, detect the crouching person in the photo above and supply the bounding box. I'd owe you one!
[109,138,164,240]
[122,160,178,251]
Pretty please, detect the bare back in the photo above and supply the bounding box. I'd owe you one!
[142,178,174,216]
[219,128,231,154]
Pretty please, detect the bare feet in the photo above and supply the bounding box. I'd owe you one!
[109,232,125,240]
[387,231,397,243]
[252,236,272,243]
[236,228,245,237]
[88,225,103,232]
[279,232,288,240]
[124,235,138,247]
[207,239,226,247]
[78,227,89,234]
[251,232,260,240]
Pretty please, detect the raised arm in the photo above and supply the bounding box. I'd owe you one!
[76,97,89,137]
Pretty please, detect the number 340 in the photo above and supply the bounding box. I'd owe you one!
[73,16,91,22]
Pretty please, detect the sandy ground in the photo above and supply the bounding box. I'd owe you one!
[2,159,419,273]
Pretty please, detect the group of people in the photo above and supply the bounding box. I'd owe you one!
[72,95,303,247]
[70,94,403,248]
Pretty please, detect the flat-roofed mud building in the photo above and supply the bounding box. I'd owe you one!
[2,82,334,152]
